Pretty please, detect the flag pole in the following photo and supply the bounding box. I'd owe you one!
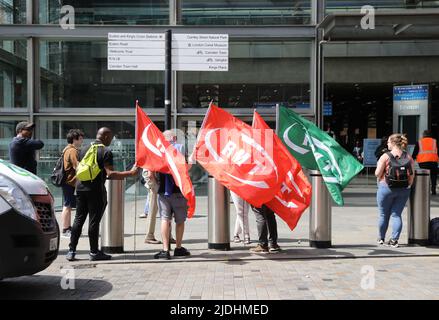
[275,103,280,136]
[134,100,138,257]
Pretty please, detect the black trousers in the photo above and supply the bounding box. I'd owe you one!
[69,189,107,253]
[419,162,438,194]
[251,205,278,246]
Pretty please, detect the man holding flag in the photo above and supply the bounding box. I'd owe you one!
[249,111,312,253]
[135,103,195,260]
[278,106,364,206]
[192,103,312,252]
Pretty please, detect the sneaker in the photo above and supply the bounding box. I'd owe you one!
[154,250,171,259]
[89,250,112,261]
[61,228,71,239]
[377,239,385,245]
[145,238,162,244]
[243,238,251,245]
[174,246,191,257]
[250,244,269,253]
[233,236,241,243]
[170,237,177,244]
[388,239,399,248]
[66,250,76,261]
[139,212,148,218]
[269,243,281,253]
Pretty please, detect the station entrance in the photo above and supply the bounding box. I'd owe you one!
[324,83,439,154]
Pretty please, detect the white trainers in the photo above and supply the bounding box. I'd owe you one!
[61,229,71,239]
[139,213,148,218]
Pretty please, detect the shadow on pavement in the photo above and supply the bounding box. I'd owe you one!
[0,275,112,300]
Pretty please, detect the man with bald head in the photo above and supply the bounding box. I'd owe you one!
[67,127,137,261]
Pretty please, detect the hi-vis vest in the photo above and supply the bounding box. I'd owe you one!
[418,137,439,163]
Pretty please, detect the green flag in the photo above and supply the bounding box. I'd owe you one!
[278,106,364,205]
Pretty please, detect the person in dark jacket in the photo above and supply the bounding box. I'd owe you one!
[374,136,388,162]
[8,121,44,174]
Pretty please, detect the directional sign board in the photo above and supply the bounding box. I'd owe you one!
[107,33,228,71]
[108,33,165,70]
[172,34,229,71]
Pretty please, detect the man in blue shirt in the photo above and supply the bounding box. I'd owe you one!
[9,121,44,174]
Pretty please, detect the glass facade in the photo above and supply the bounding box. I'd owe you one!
[0,0,26,24]
[37,119,139,203]
[1,1,439,205]
[0,119,26,160]
[326,0,439,12]
[39,0,169,25]
[39,40,310,109]
[181,41,310,109]
[182,0,312,25]
[40,41,164,109]
[0,40,27,109]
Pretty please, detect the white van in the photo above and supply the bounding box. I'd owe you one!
[0,159,59,279]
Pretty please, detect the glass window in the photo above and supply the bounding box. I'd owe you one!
[0,0,26,24]
[40,41,164,109]
[326,0,439,13]
[182,0,311,25]
[36,118,146,204]
[39,0,169,25]
[181,41,311,109]
[0,40,27,109]
[0,119,26,160]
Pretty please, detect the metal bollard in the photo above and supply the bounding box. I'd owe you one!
[309,170,332,248]
[208,176,230,250]
[408,169,430,246]
[101,179,125,253]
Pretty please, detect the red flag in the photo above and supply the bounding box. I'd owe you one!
[135,102,196,218]
[252,111,311,231]
[193,103,289,207]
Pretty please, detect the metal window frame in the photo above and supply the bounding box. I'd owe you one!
[1,0,319,130]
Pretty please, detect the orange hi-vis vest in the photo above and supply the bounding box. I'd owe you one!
[418,137,439,163]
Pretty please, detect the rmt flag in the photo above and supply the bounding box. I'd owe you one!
[135,103,195,217]
[252,111,311,231]
[192,103,290,208]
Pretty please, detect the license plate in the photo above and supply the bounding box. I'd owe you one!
[49,237,58,251]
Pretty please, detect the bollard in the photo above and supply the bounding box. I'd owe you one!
[408,169,430,246]
[101,179,125,253]
[309,170,332,248]
[208,176,230,250]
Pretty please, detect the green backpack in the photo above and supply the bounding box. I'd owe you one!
[76,143,105,182]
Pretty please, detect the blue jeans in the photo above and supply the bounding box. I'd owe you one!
[377,182,411,241]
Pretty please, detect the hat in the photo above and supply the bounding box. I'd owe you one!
[16,121,35,134]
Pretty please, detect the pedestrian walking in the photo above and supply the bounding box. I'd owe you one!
[375,133,414,248]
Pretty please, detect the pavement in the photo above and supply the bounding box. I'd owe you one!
[1,183,439,300]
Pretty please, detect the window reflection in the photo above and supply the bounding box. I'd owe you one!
[40,41,164,109]
[39,0,169,25]
[181,41,311,109]
[0,120,24,160]
[182,0,311,25]
[0,0,26,24]
[0,40,27,109]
